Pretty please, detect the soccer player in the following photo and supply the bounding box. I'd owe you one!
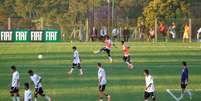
[94,36,113,63]
[121,41,134,69]
[10,65,20,101]
[179,61,192,100]
[97,63,111,101]
[24,82,32,101]
[28,70,51,101]
[68,46,84,75]
[144,69,156,101]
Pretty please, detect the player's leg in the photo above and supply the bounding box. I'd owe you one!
[34,88,39,101]
[15,89,20,101]
[144,92,150,101]
[38,88,51,101]
[77,63,83,75]
[151,92,156,101]
[179,84,186,99]
[106,49,112,63]
[98,85,104,101]
[68,63,76,75]
[101,85,111,101]
[94,47,106,54]
[10,87,16,101]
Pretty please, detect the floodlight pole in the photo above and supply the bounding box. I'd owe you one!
[107,0,110,34]
[112,0,114,29]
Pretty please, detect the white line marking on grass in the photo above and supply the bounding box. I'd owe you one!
[166,89,179,101]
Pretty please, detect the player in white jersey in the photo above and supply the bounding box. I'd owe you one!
[24,82,32,101]
[144,69,156,101]
[10,66,20,101]
[68,46,83,76]
[28,70,52,101]
[97,63,111,101]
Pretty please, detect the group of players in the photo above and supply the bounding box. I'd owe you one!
[10,66,52,101]
[10,36,192,101]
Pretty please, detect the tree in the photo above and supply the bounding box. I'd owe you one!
[141,0,189,28]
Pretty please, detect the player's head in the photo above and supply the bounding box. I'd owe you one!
[72,46,77,51]
[121,41,124,45]
[28,70,34,76]
[97,63,102,68]
[24,82,29,90]
[182,61,187,67]
[144,69,149,76]
[11,65,16,72]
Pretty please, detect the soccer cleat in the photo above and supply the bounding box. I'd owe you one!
[128,64,134,69]
[107,95,111,101]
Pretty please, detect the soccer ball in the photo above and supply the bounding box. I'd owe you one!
[38,54,43,59]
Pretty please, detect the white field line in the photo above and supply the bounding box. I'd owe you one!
[166,89,179,101]
[167,89,201,91]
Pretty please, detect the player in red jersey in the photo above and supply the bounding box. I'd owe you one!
[94,36,113,63]
[121,41,134,69]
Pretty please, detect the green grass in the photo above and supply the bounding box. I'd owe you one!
[0,42,201,101]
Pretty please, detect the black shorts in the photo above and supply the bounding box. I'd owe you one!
[10,87,19,93]
[101,47,111,56]
[144,92,155,100]
[99,85,106,92]
[72,63,81,69]
[181,84,187,89]
[123,56,131,63]
[35,87,44,95]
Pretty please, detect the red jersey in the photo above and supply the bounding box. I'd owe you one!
[122,44,129,57]
[105,39,112,49]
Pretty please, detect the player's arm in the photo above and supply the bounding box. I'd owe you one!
[145,83,152,90]
[16,74,20,88]
[36,76,42,86]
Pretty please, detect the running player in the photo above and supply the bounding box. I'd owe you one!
[10,65,20,101]
[97,63,111,101]
[28,70,51,101]
[178,61,192,100]
[94,36,113,63]
[24,82,32,101]
[121,41,134,69]
[68,46,84,76]
[144,69,156,101]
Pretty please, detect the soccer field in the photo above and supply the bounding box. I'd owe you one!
[0,42,201,101]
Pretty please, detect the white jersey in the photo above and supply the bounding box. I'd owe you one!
[24,89,32,101]
[145,75,155,92]
[198,28,201,34]
[30,74,42,88]
[98,68,107,85]
[11,71,20,87]
[73,50,80,64]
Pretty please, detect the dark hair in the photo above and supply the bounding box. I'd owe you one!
[106,35,110,39]
[28,70,33,74]
[72,46,77,50]
[97,63,102,67]
[121,41,124,44]
[144,69,149,75]
[11,65,16,70]
[24,82,29,88]
[182,61,187,66]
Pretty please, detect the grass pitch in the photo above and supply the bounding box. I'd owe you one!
[0,42,201,101]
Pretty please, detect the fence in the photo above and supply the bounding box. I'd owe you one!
[0,17,201,42]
